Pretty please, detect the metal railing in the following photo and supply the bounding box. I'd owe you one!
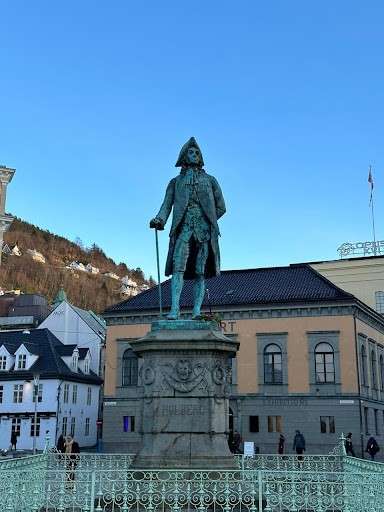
[1,438,384,511]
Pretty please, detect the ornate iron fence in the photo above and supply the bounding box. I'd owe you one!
[1,445,384,511]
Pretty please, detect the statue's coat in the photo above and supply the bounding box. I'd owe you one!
[156,170,226,279]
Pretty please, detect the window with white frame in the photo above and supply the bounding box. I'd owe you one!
[85,418,90,436]
[17,354,26,370]
[70,417,76,437]
[62,417,68,436]
[30,416,41,437]
[63,383,69,403]
[87,386,92,406]
[315,343,335,383]
[72,385,77,404]
[12,418,21,435]
[13,384,23,403]
[72,349,79,371]
[0,355,6,370]
[84,357,90,374]
[375,291,384,314]
[33,383,43,403]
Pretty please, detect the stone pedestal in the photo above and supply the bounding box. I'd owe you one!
[130,320,239,469]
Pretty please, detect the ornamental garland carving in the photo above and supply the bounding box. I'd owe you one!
[160,359,207,393]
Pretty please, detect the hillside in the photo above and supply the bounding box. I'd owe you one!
[0,218,154,313]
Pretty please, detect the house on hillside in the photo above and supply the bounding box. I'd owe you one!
[86,263,99,274]
[120,277,139,296]
[0,329,102,450]
[11,243,22,256]
[67,261,87,272]
[26,249,46,264]
[140,284,150,291]
[103,272,120,280]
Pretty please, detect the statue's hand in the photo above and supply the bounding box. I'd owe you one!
[149,217,165,230]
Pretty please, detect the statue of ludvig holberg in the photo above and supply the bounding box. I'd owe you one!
[150,137,226,320]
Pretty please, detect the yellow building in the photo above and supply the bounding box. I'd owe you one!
[311,255,384,313]
[102,264,384,457]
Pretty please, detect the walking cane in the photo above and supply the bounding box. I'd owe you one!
[155,228,163,317]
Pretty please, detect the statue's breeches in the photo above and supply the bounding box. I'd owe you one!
[173,221,209,276]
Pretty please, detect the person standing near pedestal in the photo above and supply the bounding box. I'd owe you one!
[150,137,226,319]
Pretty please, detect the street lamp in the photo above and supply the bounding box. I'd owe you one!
[32,373,40,454]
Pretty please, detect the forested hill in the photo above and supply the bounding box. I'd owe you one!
[0,217,154,313]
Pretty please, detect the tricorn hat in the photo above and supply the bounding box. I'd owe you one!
[175,137,204,167]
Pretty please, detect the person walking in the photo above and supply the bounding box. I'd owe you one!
[366,436,380,461]
[64,435,80,486]
[345,433,355,457]
[232,430,243,454]
[293,430,306,462]
[10,431,17,451]
[278,434,285,455]
[56,434,65,453]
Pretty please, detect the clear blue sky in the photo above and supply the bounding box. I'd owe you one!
[1,1,383,280]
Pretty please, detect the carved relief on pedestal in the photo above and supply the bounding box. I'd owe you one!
[160,359,207,393]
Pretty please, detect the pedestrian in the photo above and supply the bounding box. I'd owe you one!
[56,433,65,453]
[278,434,285,455]
[366,435,380,461]
[64,435,80,486]
[345,433,355,457]
[227,431,234,453]
[232,430,242,454]
[10,430,17,451]
[293,430,306,462]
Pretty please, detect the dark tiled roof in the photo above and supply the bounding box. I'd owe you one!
[104,264,354,314]
[0,329,102,384]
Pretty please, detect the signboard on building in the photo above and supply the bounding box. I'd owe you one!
[244,441,255,457]
[337,241,384,259]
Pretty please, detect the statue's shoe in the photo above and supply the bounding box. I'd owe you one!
[167,311,179,320]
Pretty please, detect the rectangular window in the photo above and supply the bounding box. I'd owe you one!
[70,417,76,437]
[375,291,384,314]
[268,416,282,433]
[87,387,92,406]
[249,416,259,433]
[364,407,369,435]
[320,416,335,434]
[62,417,67,436]
[0,385,3,403]
[72,385,77,404]
[32,384,43,403]
[13,384,23,403]
[17,354,26,369]
[0,355,6,370]
[30,416,41,437]
[374,409,379,435]
[85,418,90,436]
[12,418,21,436]
[63,384,69,404]
[123,416,135,432]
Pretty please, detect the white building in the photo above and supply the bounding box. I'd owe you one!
[11,243,22,256]
[120,276,139,296]
[86,263,99,274]
[103,272,120,280]
[38,289,106,377]
[0,329,102,450]
[26,249,46,264]
[67,261,87,272]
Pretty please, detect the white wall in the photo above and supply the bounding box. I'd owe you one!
[38,302,103,374]
[0,378,59,451]
[57,381,99,447]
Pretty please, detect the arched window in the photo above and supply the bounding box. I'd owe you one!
[371,350,378,389]
[361,345,367,386]
[122,349,138,386]
[315,343,335,383]
[264,344,282,384]
[380,355,384,391]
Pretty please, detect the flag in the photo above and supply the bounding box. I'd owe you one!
[368,166,374,204]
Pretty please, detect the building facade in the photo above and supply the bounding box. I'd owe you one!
[102,264,384,458]
[0,329,102,450]
[311,255,384,314]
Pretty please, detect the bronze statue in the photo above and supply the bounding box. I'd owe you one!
[150,137,226,319]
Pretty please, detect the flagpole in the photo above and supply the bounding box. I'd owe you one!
[369,165,377,255]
